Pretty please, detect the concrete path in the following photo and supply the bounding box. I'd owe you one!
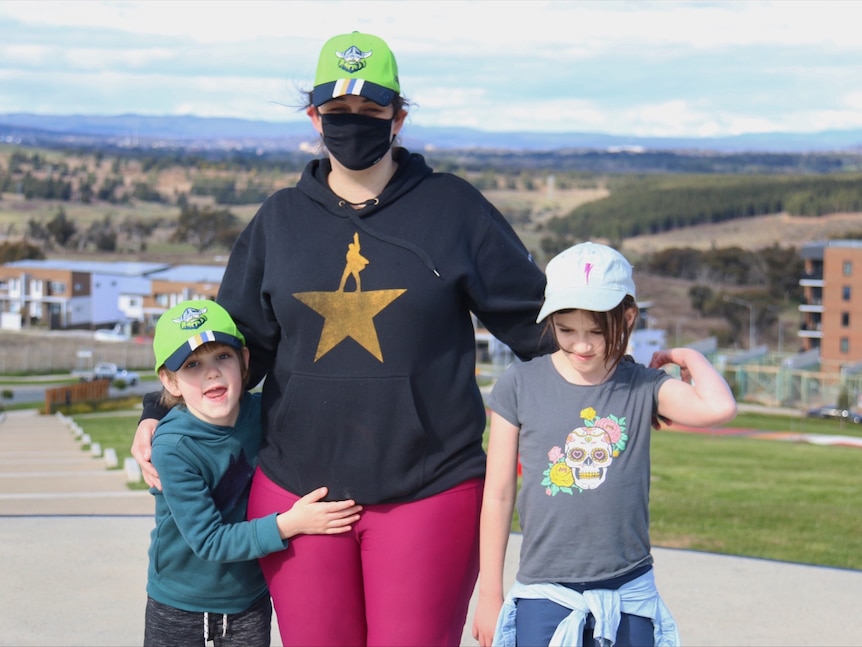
[0,409,153,516]
[1,408,861,646]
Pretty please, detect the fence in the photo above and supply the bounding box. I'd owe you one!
[43,380,110,414]
[716,348,862,410]
[0,331,154,375]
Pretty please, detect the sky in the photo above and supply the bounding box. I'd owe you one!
[1,0,861,138]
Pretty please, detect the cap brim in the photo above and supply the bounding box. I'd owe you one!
[537,288,628,322]
[162,331,244,372]
[312,80,395,107]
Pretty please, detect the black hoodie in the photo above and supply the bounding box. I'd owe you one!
[216,149,550,504]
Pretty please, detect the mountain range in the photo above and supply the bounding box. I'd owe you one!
[2,113,862,154]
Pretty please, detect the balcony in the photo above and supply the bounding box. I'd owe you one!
[799,303,824,313]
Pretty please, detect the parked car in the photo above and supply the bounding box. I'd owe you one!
[94,327,130,343]
[112,368,140,386]
[805,405,862,424]
[92,362,119,381]
[95,363,139,384]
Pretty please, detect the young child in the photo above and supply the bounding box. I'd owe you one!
[144,299,362,647]
[472,242,737,647]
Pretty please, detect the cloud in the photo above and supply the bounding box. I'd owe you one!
[1,0,861,137]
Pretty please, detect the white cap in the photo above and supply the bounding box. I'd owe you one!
[537,242,636,322]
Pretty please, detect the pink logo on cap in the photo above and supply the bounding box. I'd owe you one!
[584,262,594,284]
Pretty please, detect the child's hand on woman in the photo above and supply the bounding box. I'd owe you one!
[276,486,362,539]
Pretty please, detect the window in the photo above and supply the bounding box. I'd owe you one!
[49,281,66,295]
[840,338,850,354]
[842,286,851,301]
[843,260,852,276]
[842,312,850,327]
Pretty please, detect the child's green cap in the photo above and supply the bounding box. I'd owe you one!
[312,31,400,107]
[153,299,245,373]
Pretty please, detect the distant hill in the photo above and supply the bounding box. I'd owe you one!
[2,112,862,154]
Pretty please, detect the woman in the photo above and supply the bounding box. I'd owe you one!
[133,31,551,646]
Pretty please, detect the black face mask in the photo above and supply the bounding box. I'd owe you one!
[320,112,395,171]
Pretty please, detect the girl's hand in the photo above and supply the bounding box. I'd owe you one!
[651,348,737,428]
[472,592,503,647]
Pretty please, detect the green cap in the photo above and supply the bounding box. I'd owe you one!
[312,31,400,107]
[153,300,245,373]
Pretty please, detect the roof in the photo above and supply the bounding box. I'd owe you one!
[801,239,862,260]
[3,259,169,276]
[147,264,226,283]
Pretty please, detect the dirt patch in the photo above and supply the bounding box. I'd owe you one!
[634,273,728,345]
[621,212,862,255]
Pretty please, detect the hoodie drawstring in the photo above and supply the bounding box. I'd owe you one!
[203,612,229,642]
[341,205,441,279]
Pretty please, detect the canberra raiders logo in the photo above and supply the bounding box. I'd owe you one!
[336,45,373,74]
[172,305,208,330]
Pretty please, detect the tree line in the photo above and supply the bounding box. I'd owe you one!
[640,245,803,347]
[4,143,862,348]
[2,203,238,257]
[542,173,862,253]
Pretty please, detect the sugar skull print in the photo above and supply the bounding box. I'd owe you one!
[542,406,628,495]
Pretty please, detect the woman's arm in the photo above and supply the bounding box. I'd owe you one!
[131,390,168,489]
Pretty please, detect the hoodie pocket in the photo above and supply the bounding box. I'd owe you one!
[275,373,428,503]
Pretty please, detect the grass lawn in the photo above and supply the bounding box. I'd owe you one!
[66,407,862,569]
[649,430,861,570]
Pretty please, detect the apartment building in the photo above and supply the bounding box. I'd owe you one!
[0,260,228,335]
[0,259,167,331]
[799,240,862,373]
[143,264,226,330]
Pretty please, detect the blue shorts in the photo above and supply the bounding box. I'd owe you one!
[515,600,654,646]
[515,565,656,647]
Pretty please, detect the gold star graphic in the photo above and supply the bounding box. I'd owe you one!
[293,288,406,361]
[293,233,406,362]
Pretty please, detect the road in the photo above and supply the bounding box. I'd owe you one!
[2,378,156,408]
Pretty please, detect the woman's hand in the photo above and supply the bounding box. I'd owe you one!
[131,418,161,489]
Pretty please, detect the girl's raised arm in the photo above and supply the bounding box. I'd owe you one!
[651,347,737,428]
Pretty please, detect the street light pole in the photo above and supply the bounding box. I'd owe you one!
[724,296,755,350]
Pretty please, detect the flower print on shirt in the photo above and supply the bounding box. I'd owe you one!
[542,406,628,495]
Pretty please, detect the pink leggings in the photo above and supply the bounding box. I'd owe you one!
[248,468,482,647]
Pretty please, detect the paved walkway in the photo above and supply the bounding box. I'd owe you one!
[1,408,861,646]
[0,409,153,516]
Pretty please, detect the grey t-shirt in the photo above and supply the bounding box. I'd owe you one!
[487,354,672,584]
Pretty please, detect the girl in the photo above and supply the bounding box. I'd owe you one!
[473,242,737,646]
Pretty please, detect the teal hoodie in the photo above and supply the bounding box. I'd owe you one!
[146,392,286,613]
